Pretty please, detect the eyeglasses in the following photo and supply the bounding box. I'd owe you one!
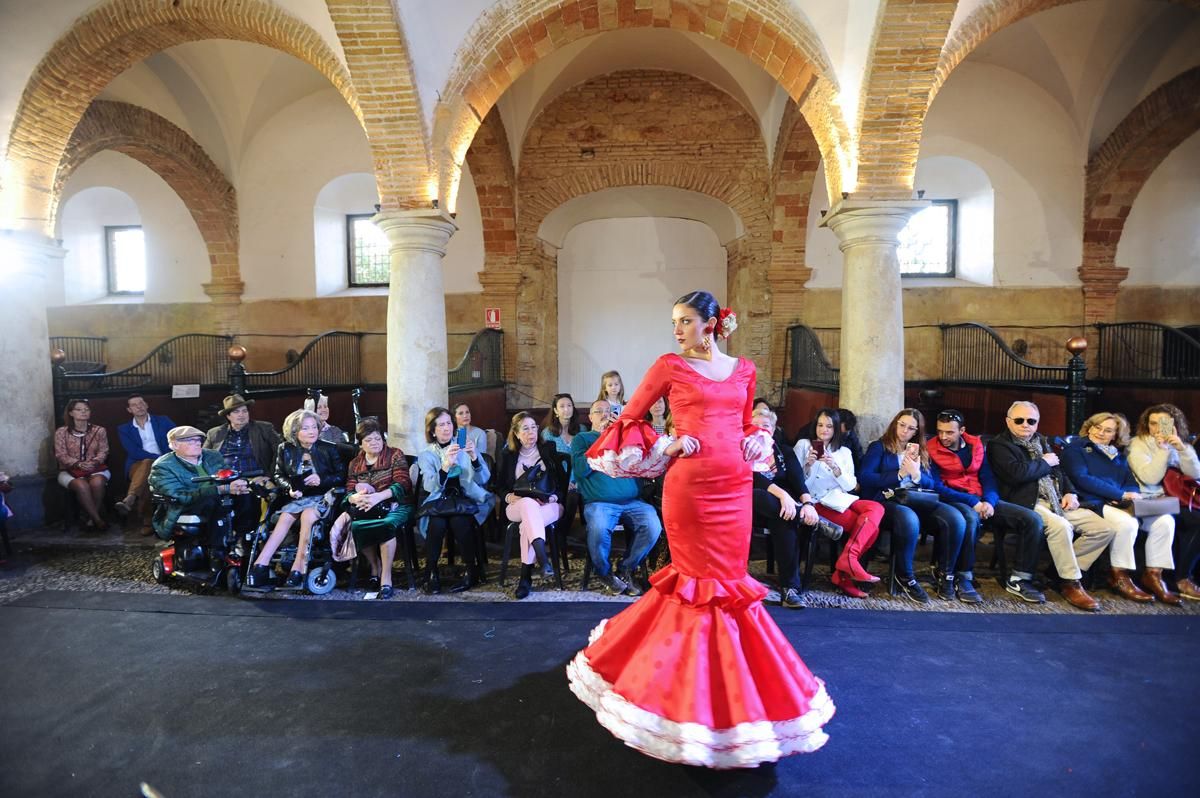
[896,423,918,431]
[1008,417,1039,426]
[937,410,963,424]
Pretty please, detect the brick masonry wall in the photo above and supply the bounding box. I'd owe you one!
[55,100,242,307]
[5,0,361,237]
[509,69,772,404]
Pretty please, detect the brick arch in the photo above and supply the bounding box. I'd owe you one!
[505,68,773,404]
[464,109,518,272]
[4,0,362,237]
[931,0,1200,107]
[1079,66,1200,322]
[433,0,849,212]
[56,100,241,307]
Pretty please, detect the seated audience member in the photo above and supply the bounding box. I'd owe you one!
[416,406,492,594]
[571,399,662,596]
[247,409,346,589]
[596,370,627,416]
[305,391,347,444]
[328,418,413,600]
[646,396,670,436]
[795,408,885,599]
[1127,404,1200,600]
[838,409,865,474]
[498,412,568,599]
[453,402,490,460]
[205,394,281,533]
[859,409,967,604]
[148,426,248,547]
[926,409,1044,604]
[751,407,840,608]
[987,402,1115,612]
[541,393,583,454]
[54,398,111,531]
[114,394,174,535]
[754,397,791,449]
[1062,412,1178,605]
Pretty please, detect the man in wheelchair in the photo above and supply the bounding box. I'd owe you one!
[149,426,250,559]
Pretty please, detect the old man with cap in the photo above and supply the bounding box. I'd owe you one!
[205,394,281,532]
[148,426,249,541]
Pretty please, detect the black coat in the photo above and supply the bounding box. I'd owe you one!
[273,439,346,497]
[986,430,1077,509]
[496,442,568,505]
[753,441,810,499]
[205,420,281,474]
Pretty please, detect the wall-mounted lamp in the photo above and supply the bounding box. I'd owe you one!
[841,192,849,200]
[431,199,439,210]
[820,210,827,218]
[580,148,595,160]
[374,203,381,213]
[916,190,925,199]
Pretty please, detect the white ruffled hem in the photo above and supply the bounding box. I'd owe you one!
[588,435,675,479]
[566,619,835,768]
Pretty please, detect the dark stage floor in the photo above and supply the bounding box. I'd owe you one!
[2,591,1197,797]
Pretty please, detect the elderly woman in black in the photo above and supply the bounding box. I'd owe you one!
[498,411,568,599]
[750,407,839,609]
[328,418,413,600]
[247,409,345,589]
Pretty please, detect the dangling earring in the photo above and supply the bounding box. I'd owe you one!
[701,335,711,352]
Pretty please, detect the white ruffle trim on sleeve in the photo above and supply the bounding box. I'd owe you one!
[587,435,675,479]
[566,620,834,769]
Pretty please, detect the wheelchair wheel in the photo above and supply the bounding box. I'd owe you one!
[152,555,168,585]
[226,566,243,595]
[306,565,336,595]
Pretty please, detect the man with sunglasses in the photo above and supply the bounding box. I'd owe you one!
[927,409,1044,604]
[987,402,1116,612]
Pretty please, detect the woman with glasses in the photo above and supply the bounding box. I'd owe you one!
[53,398,111,531]
[1126,404,1200,600]
[794,407,884,598]
[859,408,966,604]
[1061,412,1179,605]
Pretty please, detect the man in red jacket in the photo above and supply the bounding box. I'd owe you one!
[927,409,1047,604]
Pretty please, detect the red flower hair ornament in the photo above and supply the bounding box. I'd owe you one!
[716,307,738,340]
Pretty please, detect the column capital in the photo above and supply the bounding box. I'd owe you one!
[373,209,457,257]
[203,280,245,304]
[820,200,928,251]
[477,269,523,294]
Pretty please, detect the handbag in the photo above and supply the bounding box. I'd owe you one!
[346,497,396,522]
[69,463,99,479]
[1113,496,1181,517]
[887,487,941,513]
[513,460,556,502]
[1163,467,1199,511]
[416,486,478,518]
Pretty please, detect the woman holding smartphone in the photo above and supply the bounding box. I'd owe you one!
[794,408,884,598]
[859,408,966,604]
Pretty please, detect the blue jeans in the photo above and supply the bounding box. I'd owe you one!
[945,501,981,576]
[583,499,662,576]
[883,501,966,578]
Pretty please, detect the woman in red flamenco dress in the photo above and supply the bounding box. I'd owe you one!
[566,290,835,768]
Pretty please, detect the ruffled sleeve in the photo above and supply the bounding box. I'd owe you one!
[586,418,675,479]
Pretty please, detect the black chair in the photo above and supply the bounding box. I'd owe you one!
[409,456,485,584]
[499,452,570,589]
[578,504,654,591]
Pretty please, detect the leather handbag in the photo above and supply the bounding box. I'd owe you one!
[1163,467,1199,511]
[513,460,556,502]
[887,487,941,513]
[416,488,478,518]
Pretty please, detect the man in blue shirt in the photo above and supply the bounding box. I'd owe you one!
[571,399,662,596]
[115,394,174,535]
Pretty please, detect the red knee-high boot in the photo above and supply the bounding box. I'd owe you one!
[835,515,880,583]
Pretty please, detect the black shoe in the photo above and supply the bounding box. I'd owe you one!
[285,570,304,588]
[936,574,956,601]
[894,573,931,604]
[616,569,642,597]
[515,577,532,600]
[421,573,441,595]
[377,585,394,600]
[816,518,843,541]
[1006,578,1046,604]
[246,564,273,590]
[449,572,477,593]
[366,575,381,592]
[597,572,628,595]
[781,588,805,609]
[955,577,983,604]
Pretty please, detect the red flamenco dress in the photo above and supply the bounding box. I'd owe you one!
[566,353,834,768]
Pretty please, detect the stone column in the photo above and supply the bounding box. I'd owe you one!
[373,209,457,453]
[0,229,66,527]
[822,200,926,442]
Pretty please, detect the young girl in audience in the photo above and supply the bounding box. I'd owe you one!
[596,371,626,416]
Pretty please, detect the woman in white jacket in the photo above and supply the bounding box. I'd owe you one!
[794,408,885,598]
[1127,403,1200,600]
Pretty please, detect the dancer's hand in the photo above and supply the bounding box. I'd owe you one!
[741,434,766,463]
[666,435,700,458]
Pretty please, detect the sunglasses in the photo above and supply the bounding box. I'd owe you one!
[1008,417,1039,426]
[937,410,963,424]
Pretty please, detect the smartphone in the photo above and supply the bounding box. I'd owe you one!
[1161,417,1176,437]
[456,427,467,447]
[905,442,919,458]
[812,439,826,458]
